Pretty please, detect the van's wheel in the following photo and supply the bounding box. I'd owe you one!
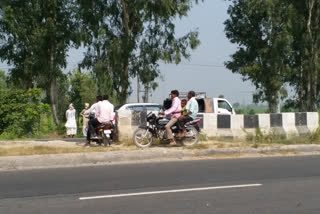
[182,126,199,146]
[133,128,153,148]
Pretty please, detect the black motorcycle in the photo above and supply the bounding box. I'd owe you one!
[133,112,200,148]
[89,113,114,146]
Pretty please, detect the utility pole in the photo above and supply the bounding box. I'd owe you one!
[137,72,140,103]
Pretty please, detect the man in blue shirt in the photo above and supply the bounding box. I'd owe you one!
[177,91,199,137]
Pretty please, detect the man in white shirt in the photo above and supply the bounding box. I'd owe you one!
[85,95,114,147]
[95,95,114,123]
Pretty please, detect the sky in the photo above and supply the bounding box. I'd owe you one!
[137,0,255,105]
[0,0,256,105]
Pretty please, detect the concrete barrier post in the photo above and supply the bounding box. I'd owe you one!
[307,112,319,133]
[244,114,260,136]
[116,110,133,142]
[282,113,299,137]
[202,114,217,137]
[216,114,233,138]
[269,113,286,137]
[257,114,271,135]
[231,114,246,138]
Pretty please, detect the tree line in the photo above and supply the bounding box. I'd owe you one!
[225,0,320,113]
[0,0,201,126]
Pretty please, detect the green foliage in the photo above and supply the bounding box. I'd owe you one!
[69,69,98,116]
[234,104,268,115]
[0,88,50,138]
[0,0,202,131]
[225,0,294,113]
[79,0,201,104]
[0,70,8,90]
[225,0,320,112]
[0,0,80,124]
[286,1,320,111]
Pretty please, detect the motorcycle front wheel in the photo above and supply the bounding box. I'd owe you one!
[133,128,154,148]
[182,126,199,146]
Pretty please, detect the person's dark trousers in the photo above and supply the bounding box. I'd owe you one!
[178,115,193,130]
[86,118,101,141]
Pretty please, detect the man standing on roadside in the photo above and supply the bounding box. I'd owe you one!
[85,95,114,147]
[159,90,181,146]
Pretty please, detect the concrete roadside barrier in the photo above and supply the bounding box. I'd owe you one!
[202,113,217,137]
[116,111,319,141]
[257,114,271,134]
[295,112,319,135]
[281,113,299,137]
[231,114,246,138]
[116,110,133,141]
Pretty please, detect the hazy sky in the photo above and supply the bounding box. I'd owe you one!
[138,0,255,105]
[0,0,256,105]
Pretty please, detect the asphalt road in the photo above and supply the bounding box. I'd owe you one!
[0,155,320,214]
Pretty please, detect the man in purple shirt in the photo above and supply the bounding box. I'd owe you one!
[159,90,181,146]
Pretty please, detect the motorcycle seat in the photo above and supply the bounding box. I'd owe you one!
[185,119,200,126]
[96,122,114,130]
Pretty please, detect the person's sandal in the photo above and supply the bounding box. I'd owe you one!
[169,141,177,146]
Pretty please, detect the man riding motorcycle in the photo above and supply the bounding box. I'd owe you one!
[85,95,114,147]
[177,91,199,137]
[159,90,181,146]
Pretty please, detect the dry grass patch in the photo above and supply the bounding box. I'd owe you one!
[258,149,298,156]
[0,140,140,157]
[184,143,209,150]
[198,139,252,149]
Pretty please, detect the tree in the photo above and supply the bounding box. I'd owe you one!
[0,70,7,89]
[287,1,320,111]
[0,88,50,137]
[224,0,294,113]
[78,0,201,104]
[69,69,98,116]
[0,0,80,124]
[232,102,240,108]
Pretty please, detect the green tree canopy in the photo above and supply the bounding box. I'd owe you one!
[0,0,80,124]
[0,88,49,137]
[78,0,201,103]
[225,0,294,113]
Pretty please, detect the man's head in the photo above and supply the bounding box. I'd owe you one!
[96,95,102,102]
[170,90,179,99]
[181,99,187,107]
[188,91,195,100]
[103,95,109,100]
[85,103,89,109]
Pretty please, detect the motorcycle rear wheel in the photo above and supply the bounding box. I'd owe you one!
[182,126,199,146]
[133,128,153,148]
[102,134,110,146]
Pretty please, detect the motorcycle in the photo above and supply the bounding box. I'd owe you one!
[133,112,200,148]
[90,122,114,146]
[88,111,115,146]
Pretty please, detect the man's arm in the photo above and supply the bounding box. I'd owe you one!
[109,104,114,121]
[95,103,101,119]
[85,103,96,114]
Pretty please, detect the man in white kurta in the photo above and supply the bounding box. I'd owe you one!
[65,104,77,137]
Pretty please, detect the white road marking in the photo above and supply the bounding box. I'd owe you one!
[79,183,262,200]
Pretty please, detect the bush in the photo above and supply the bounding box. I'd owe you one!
[0,88,50,138]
